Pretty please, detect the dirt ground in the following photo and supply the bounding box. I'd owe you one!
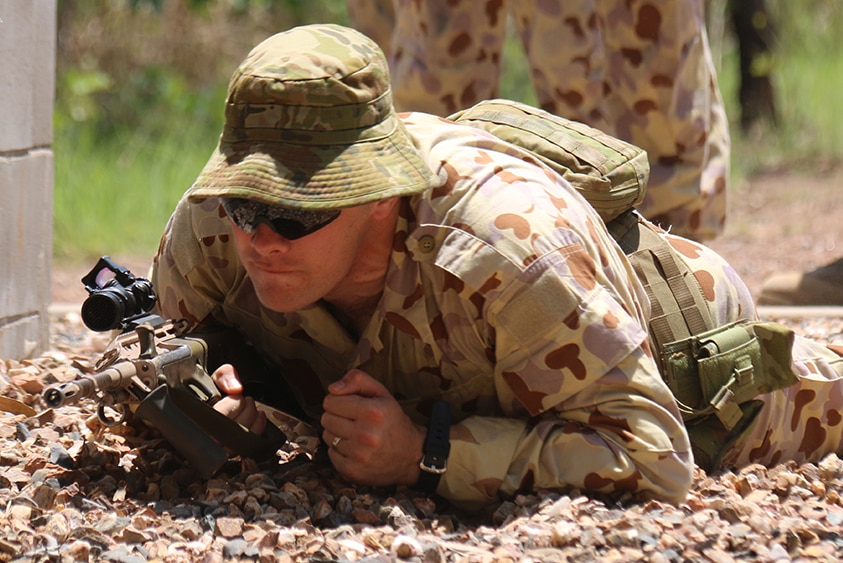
[51,168,843,307]
[707,167,843,302]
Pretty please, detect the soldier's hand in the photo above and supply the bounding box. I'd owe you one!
[211,363,267,435]
[321,369,426,487]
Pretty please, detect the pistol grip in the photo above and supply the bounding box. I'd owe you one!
[135,384,289,478]
[135,386,230,478]
[170,384,288,462]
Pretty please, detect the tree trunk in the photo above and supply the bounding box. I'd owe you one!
[729,0,778,131]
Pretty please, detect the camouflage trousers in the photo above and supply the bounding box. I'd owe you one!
[722,337,843,470]
[347,0,731,242]
[656,231,843,473]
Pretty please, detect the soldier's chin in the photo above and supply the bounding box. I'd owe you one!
[253,285,318,314]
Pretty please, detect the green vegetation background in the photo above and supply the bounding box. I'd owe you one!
[53,0,843,262]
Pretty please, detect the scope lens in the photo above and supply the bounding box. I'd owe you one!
[81,291,126,332]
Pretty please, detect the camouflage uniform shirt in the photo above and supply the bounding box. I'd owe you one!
[152,113,694,509]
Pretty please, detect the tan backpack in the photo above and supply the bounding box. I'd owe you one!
[450,98,648,222]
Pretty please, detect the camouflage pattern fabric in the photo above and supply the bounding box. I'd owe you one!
[720,336,843,470]
[153,113,843,510]
[346,0,395,58]
[347,0,730,242]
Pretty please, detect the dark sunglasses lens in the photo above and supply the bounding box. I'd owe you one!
[267,217,323,240]
[222,198,339,239]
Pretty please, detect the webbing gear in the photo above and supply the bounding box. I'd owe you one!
[661,321,797,425]
[608,210,714,365]
[612,210,799,469]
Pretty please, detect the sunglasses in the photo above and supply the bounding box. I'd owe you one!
[222,198,341,240]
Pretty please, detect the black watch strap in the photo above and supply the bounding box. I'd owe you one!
[415,400,451,493]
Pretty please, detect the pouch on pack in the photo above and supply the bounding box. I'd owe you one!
[661,320,798,470]
[449,99,649,222]
[661,321,797,427]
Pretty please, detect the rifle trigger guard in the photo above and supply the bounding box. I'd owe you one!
[97,402,128,427]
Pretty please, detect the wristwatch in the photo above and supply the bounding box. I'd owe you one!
[415,400,451,493]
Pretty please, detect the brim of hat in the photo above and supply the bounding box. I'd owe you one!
[186,116,435,210]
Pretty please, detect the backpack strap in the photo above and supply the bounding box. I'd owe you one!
[607,210,714,371]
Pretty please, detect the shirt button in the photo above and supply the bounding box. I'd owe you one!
[418,235,436,253]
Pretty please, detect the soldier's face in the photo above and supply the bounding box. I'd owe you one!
[229,201,386,313]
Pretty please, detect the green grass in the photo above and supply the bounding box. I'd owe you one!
[53,54,230,261]
[54,117,221,261]
[715,1,843,178]
[53,2,843,262]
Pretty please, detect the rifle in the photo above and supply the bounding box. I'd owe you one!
[42,256,287,478]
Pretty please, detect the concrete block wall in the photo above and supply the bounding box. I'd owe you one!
[0,0,57,359]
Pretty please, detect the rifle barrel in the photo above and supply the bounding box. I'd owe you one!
[42,361,142,407]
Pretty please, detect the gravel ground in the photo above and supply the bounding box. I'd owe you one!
[3,313,843,562]
[2,169,842,562]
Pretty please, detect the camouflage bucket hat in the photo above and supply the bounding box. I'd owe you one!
[186,24,435,210]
